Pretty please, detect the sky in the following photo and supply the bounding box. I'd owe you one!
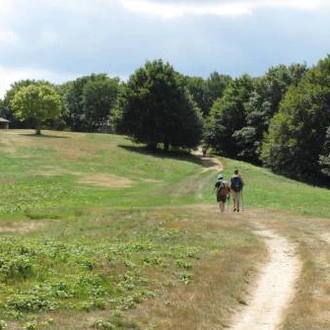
[1,0,330,98]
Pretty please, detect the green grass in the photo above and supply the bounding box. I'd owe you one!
[1,129,330,329]
[214,157,330,218]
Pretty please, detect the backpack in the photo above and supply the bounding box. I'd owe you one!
[231,176,242,192]
[218,182,230,197]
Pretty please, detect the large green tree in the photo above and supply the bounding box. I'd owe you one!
[10,84,62,135]
[61,77,88,131]
[204,72,232,116]
[261,56,330,183]
[184,72,232,118]
[184,76,208,116]
[205,74,254,158]
[239,64,307,164]
[0,99,5,117]
[319,127,330,178]
[62,74,120,132]
[3,79,46,128]
[82,76,120,132]
[114,59,204,151]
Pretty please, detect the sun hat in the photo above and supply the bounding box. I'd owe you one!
[217,173,224,180]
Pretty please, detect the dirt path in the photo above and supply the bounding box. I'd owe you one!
[196,151,302,329]
[229,226,301,330]
[193,148,224,172]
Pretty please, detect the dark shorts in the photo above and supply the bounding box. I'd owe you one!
[217,193,227,203]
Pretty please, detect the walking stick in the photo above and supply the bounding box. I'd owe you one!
[241,189,244,211]
[227,194,231,212]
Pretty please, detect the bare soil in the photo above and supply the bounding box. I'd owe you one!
[229,225,301,330]
[0,220,45,234]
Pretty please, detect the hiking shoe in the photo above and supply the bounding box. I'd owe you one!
[233,208,236,212]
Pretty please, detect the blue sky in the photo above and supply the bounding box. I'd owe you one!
[1,0,330,97]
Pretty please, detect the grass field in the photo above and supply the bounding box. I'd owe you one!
[1,130,330,330]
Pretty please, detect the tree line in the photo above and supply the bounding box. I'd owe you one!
[1,56,330,187]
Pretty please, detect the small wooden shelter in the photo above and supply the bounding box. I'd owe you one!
[0,117,10,129]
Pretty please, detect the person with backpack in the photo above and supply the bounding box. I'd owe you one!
[230,169,244,212]
[214,173,230,213]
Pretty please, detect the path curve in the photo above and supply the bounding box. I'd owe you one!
[229,227,301,330]
[195,149,302,329]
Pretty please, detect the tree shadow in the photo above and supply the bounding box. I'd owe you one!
[118,144,203,166]
[200,157,222,169]
[19,133,68,139]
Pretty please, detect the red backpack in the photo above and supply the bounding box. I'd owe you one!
[219,182,230,197]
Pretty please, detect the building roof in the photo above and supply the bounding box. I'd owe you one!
[0,117,10,122]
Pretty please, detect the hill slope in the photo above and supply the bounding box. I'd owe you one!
[0,130,330,330]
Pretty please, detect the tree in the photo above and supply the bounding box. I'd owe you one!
[204,72,232,116]
[10,84,62,135]
[240,64,307,164]
[3,79,46,128]
[261,55,330,183]
[114,59,204,151]
[82,76,120,132]
[319,127,330,178]
[61,78,86,131]
[184,73,232,118]
[205,74,254,158]
[62,74,120,132]
[0,99,5,117]
[184,76,208,117]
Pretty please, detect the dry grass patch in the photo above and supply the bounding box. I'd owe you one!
[238,209,330,329]
[0,130,109,159]
[0,220,45,234]
[127,248,262,330]
[35,166,133,188]
[119,208,265,330]
[77,173,132,188]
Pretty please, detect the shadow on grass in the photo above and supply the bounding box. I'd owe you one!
[201,157,222,169]
[19,133,68,139]
[118,144,203,166]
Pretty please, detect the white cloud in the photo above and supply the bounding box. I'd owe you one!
[120,0,330,19]
[0,0,16,13]
[0,66,78,98]
[37,0,119,16]
[120,0,252,19]
[256,0,323,10]
[38,31,59,46]
[0,29,20,47]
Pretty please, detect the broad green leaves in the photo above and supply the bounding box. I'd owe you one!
[115,59,204,150]
[10,84,62,135]
[262,57,330,182]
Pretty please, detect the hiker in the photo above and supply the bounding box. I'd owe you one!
[230,169,244,212]
[202,145,207,157]
[214,173,230,213]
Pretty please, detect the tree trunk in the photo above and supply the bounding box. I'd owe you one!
[35,121,41,135]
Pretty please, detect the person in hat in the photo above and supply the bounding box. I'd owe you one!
[214,173,230,213]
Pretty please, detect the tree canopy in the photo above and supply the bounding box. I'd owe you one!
[114,59,204,151]
[10,83,62,135]
[261,56,330,183]
[205,74,254,158]
[60,74,121,132]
